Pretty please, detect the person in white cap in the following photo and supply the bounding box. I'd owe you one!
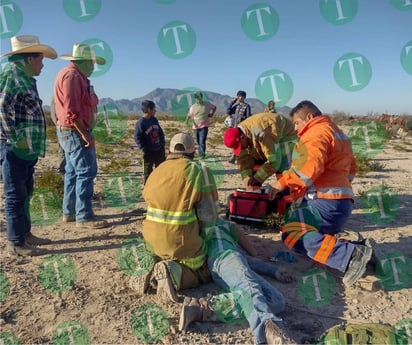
[0,35,57,257]
[53,43,108,229]
[129,133,219,303]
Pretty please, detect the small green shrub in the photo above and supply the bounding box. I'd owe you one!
[35,169,64,198]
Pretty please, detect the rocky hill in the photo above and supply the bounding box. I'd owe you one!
[99,88,292,116]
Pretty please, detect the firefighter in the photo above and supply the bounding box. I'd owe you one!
[223,112,297,190]
[129,133,218,302]
[267,100,372,286]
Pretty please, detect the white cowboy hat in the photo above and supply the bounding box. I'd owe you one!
[0,35,57,59]
[60,44,106,65]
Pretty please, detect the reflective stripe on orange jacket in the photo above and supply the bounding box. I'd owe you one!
[278,115,357,201]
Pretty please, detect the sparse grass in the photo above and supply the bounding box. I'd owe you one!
[100,158,132,174]
[392,144,412,152]
[96,143,115,158]
[34,168,64,198]
[264,212,283,231]
[355,155,387,177]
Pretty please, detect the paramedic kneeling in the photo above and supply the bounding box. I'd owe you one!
[267,100,373,287]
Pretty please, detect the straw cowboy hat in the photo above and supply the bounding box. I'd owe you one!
[0,35,57,59]
[60,44,106,65]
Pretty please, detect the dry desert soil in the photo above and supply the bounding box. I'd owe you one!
[0,116,411,344]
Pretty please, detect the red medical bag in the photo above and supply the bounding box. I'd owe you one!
[227,188,291,223]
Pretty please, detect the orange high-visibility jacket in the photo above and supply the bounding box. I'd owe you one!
[237,112,297,183]
[278,115,357,201]
[142,155,218,269]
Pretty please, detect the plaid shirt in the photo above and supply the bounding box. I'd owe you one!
[0,61,46,158]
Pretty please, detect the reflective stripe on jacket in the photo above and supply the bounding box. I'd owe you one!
[237,112,297,183]
[278,115,357,201]
[142,155,218,269]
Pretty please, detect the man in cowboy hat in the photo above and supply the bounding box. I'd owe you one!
[0,35,57,257]
[53,43,108,229]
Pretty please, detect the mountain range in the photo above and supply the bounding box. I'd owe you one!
[98,88,292,116]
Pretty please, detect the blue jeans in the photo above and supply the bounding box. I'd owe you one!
[57,129,97,222]
[1,141,36,244]
[208,250,285,344]
[195,127,208,157]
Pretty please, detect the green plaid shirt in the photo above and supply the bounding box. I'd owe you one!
[0,61,46,159]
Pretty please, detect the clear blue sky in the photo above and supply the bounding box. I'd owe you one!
[1,0,411,115]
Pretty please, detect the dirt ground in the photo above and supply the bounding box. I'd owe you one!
[0,118,411,344]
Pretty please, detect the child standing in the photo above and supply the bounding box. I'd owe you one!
[134,100,165,184]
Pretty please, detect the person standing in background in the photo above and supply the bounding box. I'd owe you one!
[54,43,108,229]
[0,35,56,256]
[226,90,252,163]
[186,91,216,158]
[134,100,165,184]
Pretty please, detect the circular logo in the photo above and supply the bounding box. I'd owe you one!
[348,120,386,158]
[393,318,412,344]
[390,0,412,11]
[195,154,225,189]
[117,238,156,276]
[334,52,372,91]
[360,185,400,224]
[0,333,21,345]
[52,321,90,345]
[94,104,128,144]
[130,304,169,343]
[171,87,205,124]
[63,0,102,22]
[157,20,196,59]
[255,69,294,107]
[211,288,251,325]
[30,188,62,227]
[38,255,77,292]
[376,251,412,291]
[0,1,23,39]
[400,40,412,75]
[103,172,142,210]
[241,3,280,41]
[297,267,336,307]
[320,0,358,25]
[0,270,10,302]
[80,38,113,77]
